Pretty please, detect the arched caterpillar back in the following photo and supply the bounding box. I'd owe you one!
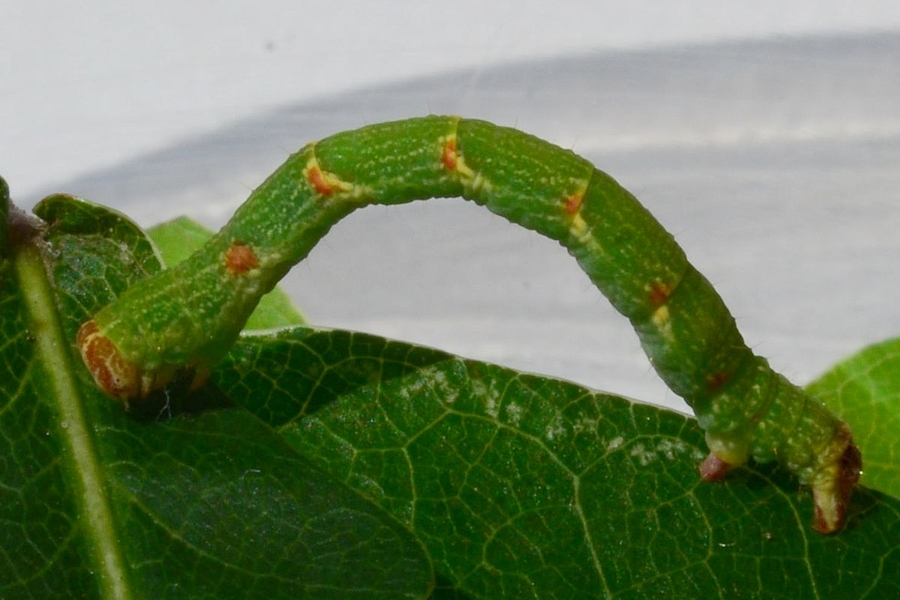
[77,116,861,533]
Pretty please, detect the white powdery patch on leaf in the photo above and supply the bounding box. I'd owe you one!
[544,415,567,441]
[505,401,524,426]
[403,365,460,406]
[629,438,700,466]
[605,436,625,453]
[470,378,502,419]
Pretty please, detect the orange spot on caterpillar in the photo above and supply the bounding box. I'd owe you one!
[564,192,583,215]
[305,164,334,196]
[76,320,141,401]
[441,138,459,170]
[225,242,259,276]
[648,282,674,307]
[440,135,478,183]
[303,158,353,197]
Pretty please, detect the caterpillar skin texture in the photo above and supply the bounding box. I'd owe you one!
[76,116,861,533]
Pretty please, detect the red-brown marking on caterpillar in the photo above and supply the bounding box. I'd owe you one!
[225,242,259,276]
[812,426,861,534]
[305,164,335,196]
[706,371,731,392]
[699,452,732,481]
[441,138,459,170]
[440,135,477,182]
[78,320,210,402]
[303,158,353,197]
[564,192,583,215]
[648,281,674,307]
[76,320,141,401]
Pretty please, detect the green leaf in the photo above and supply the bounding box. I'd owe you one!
[1,195,431,599]
[146,216,213,268]
[147,216,305,329]
[217,327,900,599]
[807,337,900,498]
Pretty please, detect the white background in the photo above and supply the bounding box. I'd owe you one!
[4,2,900,412]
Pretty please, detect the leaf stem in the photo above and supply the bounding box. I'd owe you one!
[16,244,130,600]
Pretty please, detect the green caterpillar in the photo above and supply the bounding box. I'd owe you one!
[76,115,861,533]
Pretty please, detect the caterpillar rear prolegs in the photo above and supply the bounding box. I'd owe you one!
[76,116,860,533]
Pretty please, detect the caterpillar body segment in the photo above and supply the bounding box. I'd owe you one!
[76,115,860,533]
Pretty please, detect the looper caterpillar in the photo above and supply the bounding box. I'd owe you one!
[76,116,861,533]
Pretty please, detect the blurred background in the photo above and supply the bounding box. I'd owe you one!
[3,1,900,413]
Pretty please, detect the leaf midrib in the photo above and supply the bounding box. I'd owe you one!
[16,243,130,599]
